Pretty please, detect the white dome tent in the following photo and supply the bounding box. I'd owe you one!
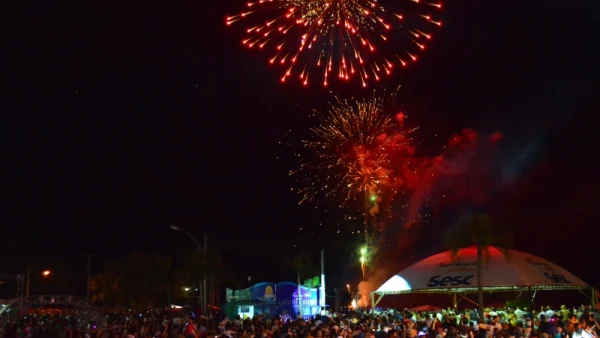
[371,246,598,308]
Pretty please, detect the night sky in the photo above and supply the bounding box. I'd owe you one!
[2,0,599,298]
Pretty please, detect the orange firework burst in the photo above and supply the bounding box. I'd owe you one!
[226,0,442,87]
[291,87,416,208]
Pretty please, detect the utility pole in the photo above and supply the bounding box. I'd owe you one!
[167,283,171,309]
[80,254,99,305]
[334,288,341,313]
[26,266,34,297]
[0,274,25,299]
[320,249,325,309]
[170,225,208,314]
[203,233,208,314]
[297,270,303,318]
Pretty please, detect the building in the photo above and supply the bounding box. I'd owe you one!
[225,282,321,319]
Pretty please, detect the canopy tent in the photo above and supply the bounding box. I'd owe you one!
[409,305,442,312]
[371,246,597,308]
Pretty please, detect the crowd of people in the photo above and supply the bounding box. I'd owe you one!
[0,304,598,338]
[219,305,598,338]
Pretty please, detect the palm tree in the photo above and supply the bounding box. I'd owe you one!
[92,252,173,307]
[280,253,318,317]
[443,213,513,320]
[280,253,318,282]
[183,248,235,307]
[205,252,237,306]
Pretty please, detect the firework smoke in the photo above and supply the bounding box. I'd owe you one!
[357,262,393,307]
[402,128,505,229]
[359,128,507,299]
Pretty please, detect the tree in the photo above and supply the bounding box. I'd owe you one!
[280,253,319,283]
[183,249,236,306]
[443,213,513,320]
[92,252,175,307]
[279,253,319,316]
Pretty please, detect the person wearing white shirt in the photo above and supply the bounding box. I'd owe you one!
[514,308,524,322]
[572,327,592,338]
[545,307,555,319]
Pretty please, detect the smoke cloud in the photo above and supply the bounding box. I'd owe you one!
[357,264,392,307]
[359,129,507,305]
[400,128,505,228]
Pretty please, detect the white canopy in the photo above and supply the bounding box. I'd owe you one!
[374,246,588,296]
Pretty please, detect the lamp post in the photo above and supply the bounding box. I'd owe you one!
[170,225,208,314]
[79,254,99,306]
[26,267,51,297]
[26,266,34,297]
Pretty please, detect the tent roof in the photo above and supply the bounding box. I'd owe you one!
[374,246,588,295]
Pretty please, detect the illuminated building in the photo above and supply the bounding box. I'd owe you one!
[225,282,322,319]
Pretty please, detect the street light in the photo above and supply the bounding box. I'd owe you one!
[170,225,204,250]
[170,225,207,314]
[26,267,51,297]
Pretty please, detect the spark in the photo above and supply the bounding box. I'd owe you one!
[292,87,416,208]
[226,0,442,87]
